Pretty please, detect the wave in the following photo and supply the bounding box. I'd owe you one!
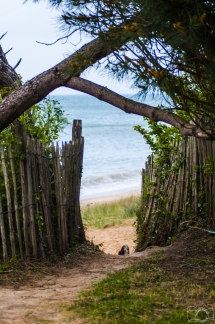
[80,170,142,199]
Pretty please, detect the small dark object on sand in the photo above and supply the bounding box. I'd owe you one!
[118,244,130,255]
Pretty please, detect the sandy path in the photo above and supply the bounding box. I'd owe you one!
[83,190,139,254]
[86,222,136,254]
[0,251,157,324]
[0,207,151,324]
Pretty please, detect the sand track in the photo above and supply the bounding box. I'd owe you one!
[0,220,159,324]
[85,222,136,255]
[1,252,156,324]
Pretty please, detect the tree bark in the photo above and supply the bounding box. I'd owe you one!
[0,45,20,89]
[66,77,213,140]
[0,35,214,140]
[0,33,128,129]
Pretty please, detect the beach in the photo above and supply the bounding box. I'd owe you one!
[54,95,150,199]
[81,190,140,255]
[80,189,141,209]
[55,95,145,254]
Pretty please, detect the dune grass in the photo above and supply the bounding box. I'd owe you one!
[81,195,139,229]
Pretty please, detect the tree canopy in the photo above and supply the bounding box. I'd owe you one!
[1,0,215,138]
[46,0,215,127]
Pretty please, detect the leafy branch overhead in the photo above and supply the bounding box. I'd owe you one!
[1,0,215,139]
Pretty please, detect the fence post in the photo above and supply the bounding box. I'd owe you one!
[8,144,24,260]
[72,119,82,141]
[0,144,16,258]
[0,194,8,262]
[26,137,37,258]
[14,122,30,258]
[72,120,85,243]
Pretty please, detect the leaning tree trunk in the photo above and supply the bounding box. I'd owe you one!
[0,34,214,139]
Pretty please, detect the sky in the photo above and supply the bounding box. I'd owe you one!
[0,0,135,95]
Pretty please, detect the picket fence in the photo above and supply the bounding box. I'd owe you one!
[139,136,215,247]
[0,120,85,261]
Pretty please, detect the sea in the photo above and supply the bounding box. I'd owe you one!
[51,94,154,199]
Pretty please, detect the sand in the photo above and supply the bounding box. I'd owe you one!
[81,189,141,255]
[0,248,164,324]
[85,221,136,254]
[80,189,141,209]
[0,190,145,323]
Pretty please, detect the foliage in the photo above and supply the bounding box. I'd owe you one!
[134,115,184,191]
[29,0,215,134]
[18,98,69,144]
[0,87,13,101]
[134,118,185,248]
[0,81,69,145]
[203,156,214,176]
[0,75,22,100]
[134,126,215,249]
[134,117,183,154]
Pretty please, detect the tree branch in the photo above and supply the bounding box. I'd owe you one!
[0,32,7,41]
[0,45,20,88]
[13,58,22,70]
[65,77,214,140]
[0,31,129,131]
[0,31,214,140]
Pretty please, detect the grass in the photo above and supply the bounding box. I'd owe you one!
[61,253,187,324]
[2,196,214,323]
[61,232,215,324]
[81,196,139,229]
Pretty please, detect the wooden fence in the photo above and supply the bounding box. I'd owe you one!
[138,136,215,248]
[0,120,85,262]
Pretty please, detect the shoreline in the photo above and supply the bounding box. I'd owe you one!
[80,189,141,209]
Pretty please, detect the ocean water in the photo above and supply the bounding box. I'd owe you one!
[51,94,152,199]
